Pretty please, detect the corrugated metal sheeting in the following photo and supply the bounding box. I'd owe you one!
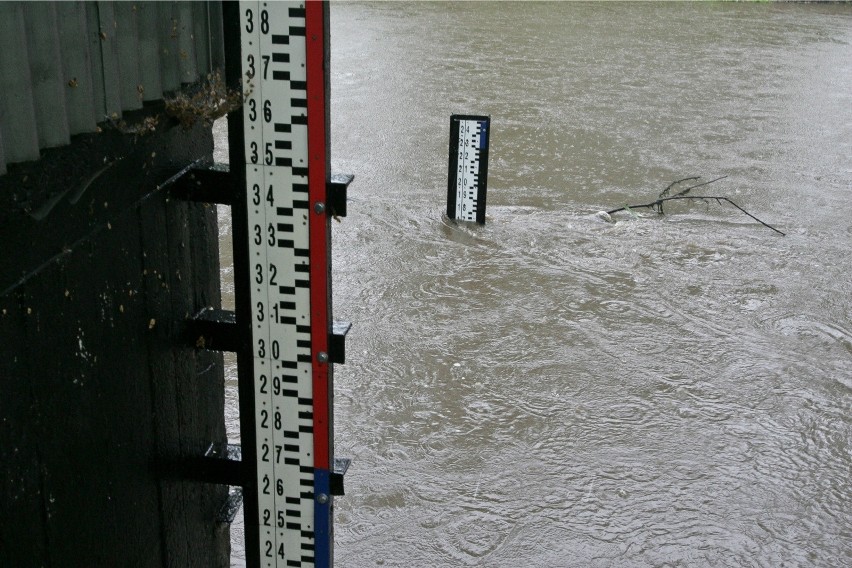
[0,1,225,176]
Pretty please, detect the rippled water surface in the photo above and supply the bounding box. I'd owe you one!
[220,2,852,566]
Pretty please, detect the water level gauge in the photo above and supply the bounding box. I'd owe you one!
[447,114,490,225]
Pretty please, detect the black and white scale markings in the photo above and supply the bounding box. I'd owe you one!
[241,3,316,566]
[447,115,490,225]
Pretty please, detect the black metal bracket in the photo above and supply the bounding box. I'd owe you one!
[182,443,244,486]
[159,443,244,487]
[171,163,237,205]
[329,320,351,364]
[327,173,353,218]
[330,457,351,496]
[186,308,240,352]
[215,445,244,523]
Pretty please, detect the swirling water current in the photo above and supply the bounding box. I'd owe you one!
[217,2,852,566]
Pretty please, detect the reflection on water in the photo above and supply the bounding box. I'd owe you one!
[221,2,852,566]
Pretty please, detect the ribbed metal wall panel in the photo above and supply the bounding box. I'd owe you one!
[0,127,6,177]
[0,1,224,176]
[0,3,41,170]
[62,3,100,135]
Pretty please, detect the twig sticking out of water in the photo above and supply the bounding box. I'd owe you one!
[648,175,725,213]
[606,176,785,236]
[657,176,701,201]
[608,176,727,216]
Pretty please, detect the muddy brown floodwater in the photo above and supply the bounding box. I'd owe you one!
[217,2,852,566]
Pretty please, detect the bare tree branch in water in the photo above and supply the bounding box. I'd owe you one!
[606,176,785,236]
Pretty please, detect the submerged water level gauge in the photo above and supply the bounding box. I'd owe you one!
[447,114,490,225]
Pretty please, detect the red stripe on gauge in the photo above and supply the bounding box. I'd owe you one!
[305,0,329,472]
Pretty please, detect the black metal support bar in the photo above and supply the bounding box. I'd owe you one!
[330,457,351,496]
[329,320,351,364]
[170,163,237,205]
[159,443,245,487]
[327,173,353,218]
[177,456,245,486]
[186,308,240,352]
